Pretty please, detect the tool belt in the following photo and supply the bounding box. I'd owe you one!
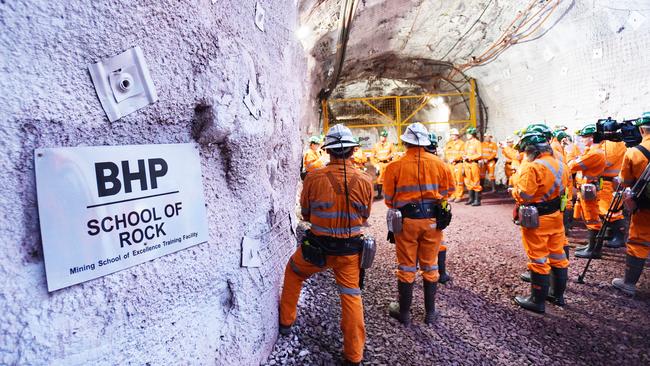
[601,176,616,182]
[378,159,391,163]
[399,202,441,219]
[305,230,362,254]
[464,158,479,163]
[532,196,562,216]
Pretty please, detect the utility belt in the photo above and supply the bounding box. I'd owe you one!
[514,196,562,228]
[378,159,391,163]
[301,230,376,269]
[601,176,616,182]
[452,160,463,165]
[389,201,452,232]
[464,159,479,163]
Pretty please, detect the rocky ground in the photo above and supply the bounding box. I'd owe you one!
[262,191,650,365]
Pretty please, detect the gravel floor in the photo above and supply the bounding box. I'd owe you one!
[263,192,650,366]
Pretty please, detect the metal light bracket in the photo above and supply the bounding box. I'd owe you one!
[89,46,158,122]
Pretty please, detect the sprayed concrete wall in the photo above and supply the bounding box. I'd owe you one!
[0,0,306,364]
[468,2,650,140]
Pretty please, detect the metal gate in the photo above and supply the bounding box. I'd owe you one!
[323,79,477,150]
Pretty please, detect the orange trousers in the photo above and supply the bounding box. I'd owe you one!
[376,161,388,184]
[574,193,602,230]
[627,209,650,260]
[450,162,464,199]
[394,217,442,283]
[521,211,570,275]
[464,162,482,192]
[480,160,496,180]
[279,247,365,362]
[598,180,624,221]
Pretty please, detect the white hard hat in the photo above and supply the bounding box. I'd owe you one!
[400,123,430,146]
[322,124,359,150]
[449,128,460,135]
[506,136,514,143]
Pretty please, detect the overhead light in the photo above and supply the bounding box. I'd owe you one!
[296,24,311,40]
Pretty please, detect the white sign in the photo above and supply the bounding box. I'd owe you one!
[35,143,209,291]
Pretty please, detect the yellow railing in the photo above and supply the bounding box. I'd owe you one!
[323,79,477,149]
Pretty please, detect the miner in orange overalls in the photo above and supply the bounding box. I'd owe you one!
[511,128,570,313]
[481,133,498,192]
[384,123,454,324]
[501,136,520,188]
[444,128,465,202]
[372,130,394,199]
[352,137,368,171]
[463,127,483,206]
[303,136,326,174]
[570,124,606,259]
[612,112,650,296]
[279,124,372,365]
[599,139,627,248]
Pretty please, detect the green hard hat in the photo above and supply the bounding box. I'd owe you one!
[524,124,552,141]
[577,124,597,136]
[380,130,389,137]
[553,130,569,141]
[428,132,438,146]
[515,132,548,152]
[309,136,321,144]
[466,127,478,135]
[636,112,650,126]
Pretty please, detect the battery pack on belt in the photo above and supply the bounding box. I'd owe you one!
[399,202,441,219]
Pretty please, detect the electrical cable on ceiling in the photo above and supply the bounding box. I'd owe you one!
[439,0,495,62]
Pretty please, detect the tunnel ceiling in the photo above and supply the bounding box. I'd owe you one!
[297,0,593,97]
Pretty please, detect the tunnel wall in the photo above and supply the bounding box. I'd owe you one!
[469,2,650,140]
[0,1,306,364]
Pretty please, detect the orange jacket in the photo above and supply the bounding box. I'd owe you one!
[303,149,325,173]
[568,144,606,183]
[620,135,650,187]
[372,141,394,163]
[512,152,570,204]
[301,160,373,238]
[463,138,482,161]
[565,143,581,164]
[444,139,465,164]
[601,140,627,178]
[550,138,566,164]
[383,147,454,209]
[481,141,498,160]
[502,145,520,164]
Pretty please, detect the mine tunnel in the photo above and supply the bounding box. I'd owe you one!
[2,0,650,365]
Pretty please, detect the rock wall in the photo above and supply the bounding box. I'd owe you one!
[0,0,306,364]
[468,1,650,139]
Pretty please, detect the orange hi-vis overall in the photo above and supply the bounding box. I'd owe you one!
[352,148,367,170]
[568,144,606,230]
[280,160,373,363]
[372,140,394,184]
[303,149,325,173]
[481,141,498,180]
[598,140,627,221]
[512,152,571,275]
[620,135,650,260]
[463,137,483,192]
[383,147,454,283]
[444,139,465,199]
[502,145,520,185]
[551,138,566,164]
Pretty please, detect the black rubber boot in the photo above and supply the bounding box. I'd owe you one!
[547,267,568,306]
[575,230,602,259]
[465,191,475,205]
[438,250,452,284]
[279,323,292,336]
[520,271,531,283]
[490,180,496,193]
[342,359,360,366]
[605,220,626,248]
[374,184,383,200]
[472,191,481,206]
[423,280,438,324]
[514,272,550,314]
[389,281,413,324]
[612,255,646,296]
